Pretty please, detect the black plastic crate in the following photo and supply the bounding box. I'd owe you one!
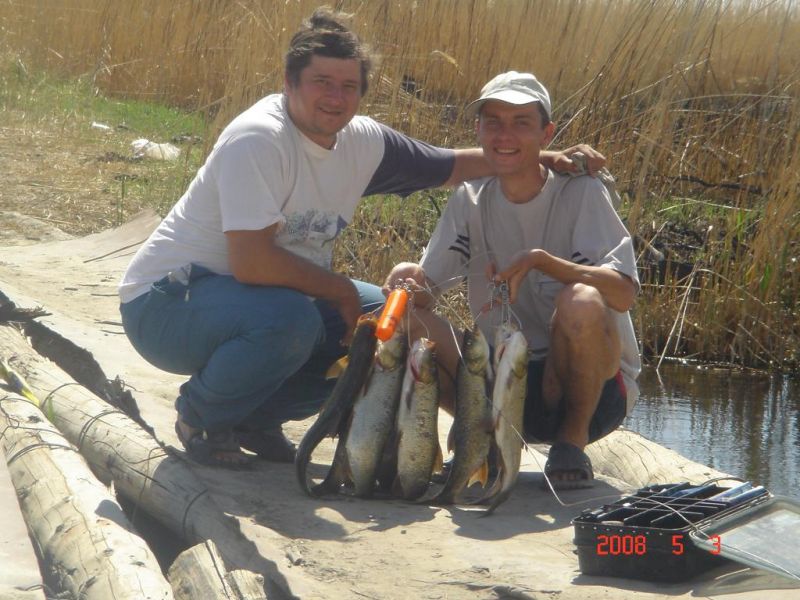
[572,481,771,582]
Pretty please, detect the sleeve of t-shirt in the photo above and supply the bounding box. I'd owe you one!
[363,123,455,197]
[569,177,640,290]
[419,187,471,294]
[212,131,286,232]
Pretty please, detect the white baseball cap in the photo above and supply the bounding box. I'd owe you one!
[465,71,551,120]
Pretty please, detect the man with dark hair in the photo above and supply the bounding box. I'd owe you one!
[285,9,372,95]
[119,9,605,468]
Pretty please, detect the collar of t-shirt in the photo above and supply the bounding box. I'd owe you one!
[297,127,337,158]
[496,168,556,210]
[280,94,340,158]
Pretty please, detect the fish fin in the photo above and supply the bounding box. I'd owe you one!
[475,463,504,505]
[325,356,348,379]
[467,460,489,488]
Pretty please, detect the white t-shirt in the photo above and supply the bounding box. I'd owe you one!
[119,94,454,303]
[420,172,642,413]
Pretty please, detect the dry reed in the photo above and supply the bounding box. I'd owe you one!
[0,0,798,369]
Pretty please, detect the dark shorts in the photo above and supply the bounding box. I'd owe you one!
[522,359,627,444]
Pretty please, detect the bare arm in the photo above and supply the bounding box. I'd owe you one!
[226,225,362,342]
[442,148,493,186]
[443,144,608,187]
[494,249,636,312]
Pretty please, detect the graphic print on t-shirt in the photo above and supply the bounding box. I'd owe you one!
[277,210,349,268]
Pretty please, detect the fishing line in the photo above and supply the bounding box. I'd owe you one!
[620,478,800,582]
[383,260,626,511]
[380,316,792,581]
[399,277,467,367]
[405,291,432,343]
[377,277,789,578]
[560,475,800,581]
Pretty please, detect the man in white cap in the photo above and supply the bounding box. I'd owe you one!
[384,71,640,489]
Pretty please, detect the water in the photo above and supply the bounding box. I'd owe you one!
[623,364,800,497]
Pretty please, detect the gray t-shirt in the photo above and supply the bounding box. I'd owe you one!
[420,171,641,413]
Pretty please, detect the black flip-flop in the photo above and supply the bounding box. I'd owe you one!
[542,441,594,490]
[174,422,252,469]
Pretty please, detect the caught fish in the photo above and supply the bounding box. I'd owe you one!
[295,315,378,496]
[493,321,518,374]
[431,326,493,504]
[480,329,528,515]
[312,428,351,496]
[393,338,441,500]
[343,326,408,497]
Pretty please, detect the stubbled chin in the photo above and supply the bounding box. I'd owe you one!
[319,108,348,121]
[492,154,521,167]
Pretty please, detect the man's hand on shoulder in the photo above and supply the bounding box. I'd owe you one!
[543,144,606,176]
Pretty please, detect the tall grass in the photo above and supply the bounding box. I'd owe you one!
[1,0,798,369]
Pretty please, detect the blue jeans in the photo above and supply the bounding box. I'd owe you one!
[120,265,384,433]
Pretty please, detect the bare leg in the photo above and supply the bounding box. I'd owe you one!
[542,283,621,483]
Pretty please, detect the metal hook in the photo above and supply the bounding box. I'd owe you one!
[496,280,511,325]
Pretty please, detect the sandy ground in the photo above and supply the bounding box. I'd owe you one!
[0,211,798,600]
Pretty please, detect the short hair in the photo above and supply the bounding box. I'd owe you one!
[285,7,372,96]
[535,103,551,127]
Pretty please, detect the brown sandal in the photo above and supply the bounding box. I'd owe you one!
[237,427,297,463]
[174,421,252,469]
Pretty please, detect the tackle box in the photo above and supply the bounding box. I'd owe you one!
[572,480,776,582]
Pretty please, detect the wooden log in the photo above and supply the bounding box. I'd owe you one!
[0,324,313,600]
[168,540,267,600]
[586,428,729,488]
[226,570,269,599]
[0,445,46,600]
[0,392,173,600]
